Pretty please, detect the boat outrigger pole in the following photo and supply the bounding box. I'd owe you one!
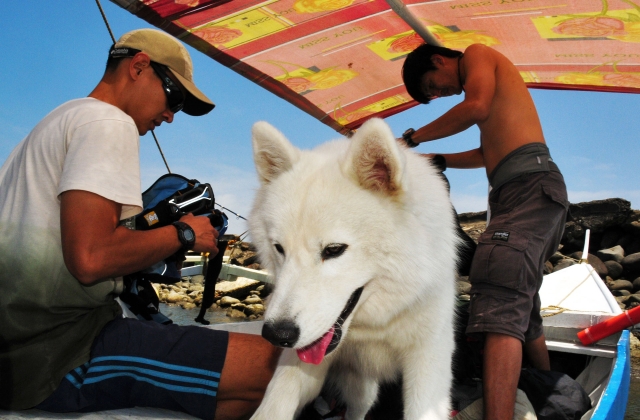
[384,0,442,47]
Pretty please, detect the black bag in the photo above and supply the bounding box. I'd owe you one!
[119,174,228,323]
[518,368,592,420]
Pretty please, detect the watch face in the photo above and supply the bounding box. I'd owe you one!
[183,229,195,242]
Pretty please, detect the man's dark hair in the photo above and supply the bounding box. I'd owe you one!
[402,44,463,104]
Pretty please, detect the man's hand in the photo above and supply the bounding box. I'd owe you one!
[400,128,419,148]
[178,213,219,255]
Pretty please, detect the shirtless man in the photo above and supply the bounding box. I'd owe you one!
[401,43,569,420]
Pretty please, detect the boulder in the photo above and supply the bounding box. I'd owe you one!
[216,278,261,300]
[622,253,640,273]
[219,296,241,307]
[604,261,624,280]
[609,280,633,292]
[597,245,625,263]
[634,277,640,293]
[553,259,575,272]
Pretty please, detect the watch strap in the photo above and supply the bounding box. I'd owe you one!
[172,221,196,251]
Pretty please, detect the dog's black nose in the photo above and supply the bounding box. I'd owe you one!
[262,320,300,348]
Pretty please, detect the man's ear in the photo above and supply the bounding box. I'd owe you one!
[431,54,445,69]
[130,53,151,80]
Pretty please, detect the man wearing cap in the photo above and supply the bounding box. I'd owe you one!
[0,29,279,419]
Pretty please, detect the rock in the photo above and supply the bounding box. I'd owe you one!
[190,275,205,285]
[622,253,640,273]
[245,304,265,316]
[231,303,247,311]
[181,302,197,310]
[609,280,633,292]
[549,252,565,264]
[568,252,607,278]
[457,281,471,295]
[188,284,204,292]
[219,296,241,307]
[611,290,631,297]
[604,261,624,280]
[543,261,553,275]
[600,228,625,250]
[227,308,247,318]
[553,259,575,272]
[165,290,183,303]
[216,278,261,300]
[188,290,201,298]
[633,278,640,293]
[243,296,263,305]
[627,294,640,304]
[597,245,625,263]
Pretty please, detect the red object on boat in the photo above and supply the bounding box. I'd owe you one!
[577,305,640,345]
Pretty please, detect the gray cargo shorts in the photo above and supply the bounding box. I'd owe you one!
[466,170,569,342]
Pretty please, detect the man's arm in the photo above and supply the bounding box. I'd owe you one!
[60,190,218,285]
[424,148,485,169]
[412,44,497,144]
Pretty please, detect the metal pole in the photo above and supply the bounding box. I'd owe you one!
[384,0,442,47]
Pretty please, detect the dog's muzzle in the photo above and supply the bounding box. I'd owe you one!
[261,287,364,362]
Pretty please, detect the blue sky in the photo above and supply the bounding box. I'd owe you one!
[1,1,638,235]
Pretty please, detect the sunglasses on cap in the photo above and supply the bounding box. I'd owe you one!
[149,62,185,114]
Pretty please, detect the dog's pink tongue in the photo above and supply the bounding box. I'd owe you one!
[296,327,334,365]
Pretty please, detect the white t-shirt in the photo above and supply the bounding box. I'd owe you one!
[0,98,143,409]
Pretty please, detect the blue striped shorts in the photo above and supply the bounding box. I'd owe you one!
[36,318,228,419]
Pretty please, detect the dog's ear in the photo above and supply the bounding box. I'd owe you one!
[344,118,406,195]
[252,121,301,185]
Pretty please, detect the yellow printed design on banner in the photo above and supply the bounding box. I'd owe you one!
[368,26,499,61]
[192,4,293,49]
[272,64,358,93]
[335,95,408,125]
[532,7,640,43]
[293,0,354,14]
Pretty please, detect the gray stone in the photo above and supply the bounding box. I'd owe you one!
[219,296,241,307]
[227,308,247,318]
[457,281,471,295]
[622,253,640,272]
[243,296,263,305]
[609,280,633,292]
[245,304,265,316]
[611,290,631,297]
[549,252,565,264]
[597,245,625,263]
[604,261,624,280]
[633,278,640,293]
[553,259,575,272]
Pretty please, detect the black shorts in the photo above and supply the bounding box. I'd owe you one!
[466,171,568,342]
[36,318,229,419]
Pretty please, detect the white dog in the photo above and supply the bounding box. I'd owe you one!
[248,118,460,420]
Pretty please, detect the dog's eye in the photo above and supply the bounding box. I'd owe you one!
[322,243,347,260]
[274,243,285,255]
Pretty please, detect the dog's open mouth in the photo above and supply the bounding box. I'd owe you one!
[296,286,364,365]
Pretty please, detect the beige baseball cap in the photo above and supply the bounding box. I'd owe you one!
[111,28,214,116]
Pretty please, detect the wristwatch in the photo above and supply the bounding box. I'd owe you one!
[402,128,419,148]
[172,221,196,252]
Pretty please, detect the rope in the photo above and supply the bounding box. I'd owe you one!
[95,0,116,43]
[540,265,597,317]
[151,130,172,174]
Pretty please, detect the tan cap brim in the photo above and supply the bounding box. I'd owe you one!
[170,69,215,116]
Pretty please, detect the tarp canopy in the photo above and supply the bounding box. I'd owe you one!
[111,0,640,134]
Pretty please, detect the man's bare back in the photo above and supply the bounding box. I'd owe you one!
[401,43,546,175]
[473,45,546,174]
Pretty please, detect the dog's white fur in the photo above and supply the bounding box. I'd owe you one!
[248,118,460,420]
